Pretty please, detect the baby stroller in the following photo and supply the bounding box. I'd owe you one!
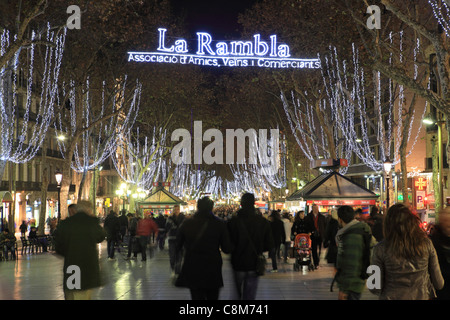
[293,233,314,272]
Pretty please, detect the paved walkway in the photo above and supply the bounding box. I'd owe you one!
[0,239,378,301]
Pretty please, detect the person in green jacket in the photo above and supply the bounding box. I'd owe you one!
[335,205,372,300]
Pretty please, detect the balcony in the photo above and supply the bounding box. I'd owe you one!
[0,181,76,193]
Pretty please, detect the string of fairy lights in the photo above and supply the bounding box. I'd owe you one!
[109,118,287,199]
[0,24,66,164]
[58,77,142,175]
[429,0,450,37]
[319,38,426,173]
[284,32,426,177]
[112,126,169,191]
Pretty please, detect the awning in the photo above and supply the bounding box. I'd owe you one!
[138,186,187,209]
[286,171,378,205]
[0,191,13,203]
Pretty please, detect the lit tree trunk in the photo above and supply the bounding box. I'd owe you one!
[78,169,87,200]
[59,145,75,220]
[399,95,417,204]
[8,162,15,233]
[432,136,441,213]
[89,169,100,215]
[38,138,49,236]
[0,160,7,182]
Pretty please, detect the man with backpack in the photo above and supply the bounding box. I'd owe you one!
[334,205,372,300]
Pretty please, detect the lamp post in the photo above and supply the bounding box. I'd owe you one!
[115,182,128,212]
[55,170,62,222]
[423,114,445,212]
[383,159,393,210]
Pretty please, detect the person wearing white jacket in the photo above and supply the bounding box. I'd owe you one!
[281,211,294,263]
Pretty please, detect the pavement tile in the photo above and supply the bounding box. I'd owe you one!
[0,240,378,301]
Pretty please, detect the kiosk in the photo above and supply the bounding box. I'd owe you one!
[137,186,187,216]
[286,171,379,216]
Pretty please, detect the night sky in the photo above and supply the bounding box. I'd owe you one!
[171,0,257,38]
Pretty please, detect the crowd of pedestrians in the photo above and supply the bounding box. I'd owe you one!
[7,191,448,301]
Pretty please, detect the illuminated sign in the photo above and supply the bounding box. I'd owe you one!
[310,158,348,169]
[127,28,321,69]
[414,177,427,191]
[306,200,377,206]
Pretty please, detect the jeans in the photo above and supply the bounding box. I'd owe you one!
[168,239,182,274]
[3,243,16,260]
[283,241,291,261]
[233,271,259,300]
[156,230,166,250]
[270,247,279,270]
[127,235,134,258]
[107,238,116,258]
[311,236,322,267]
[134,236,149,260]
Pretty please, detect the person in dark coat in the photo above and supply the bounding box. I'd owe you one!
[268,210,285,272]
[227,193,274,300]
[53,200,106,300]
[323,209,339,265]
[154,213,167,250]
[176,197,232,300]
[103,210,120,260]
[367,206,384,243]
[430,207,450,300]
[304,204,327,268]
[19,221,27,237]
[118,210,128,242]
[166,205,186,276]
[291,210,308,239]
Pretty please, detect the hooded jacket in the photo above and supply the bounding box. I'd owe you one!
[335,219,372,294]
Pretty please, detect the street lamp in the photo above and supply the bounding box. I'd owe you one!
[423,113,445,212]
[116,182,128,212]
[383,159,392,209]
[55,170,63,222]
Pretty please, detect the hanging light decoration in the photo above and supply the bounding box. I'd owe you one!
[429,0,450,37]
[112,126,169,191]
[0,24,66,166]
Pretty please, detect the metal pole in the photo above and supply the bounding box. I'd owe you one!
[57,186,61,223]
[394,174,398,205]
[386,175,390,209]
